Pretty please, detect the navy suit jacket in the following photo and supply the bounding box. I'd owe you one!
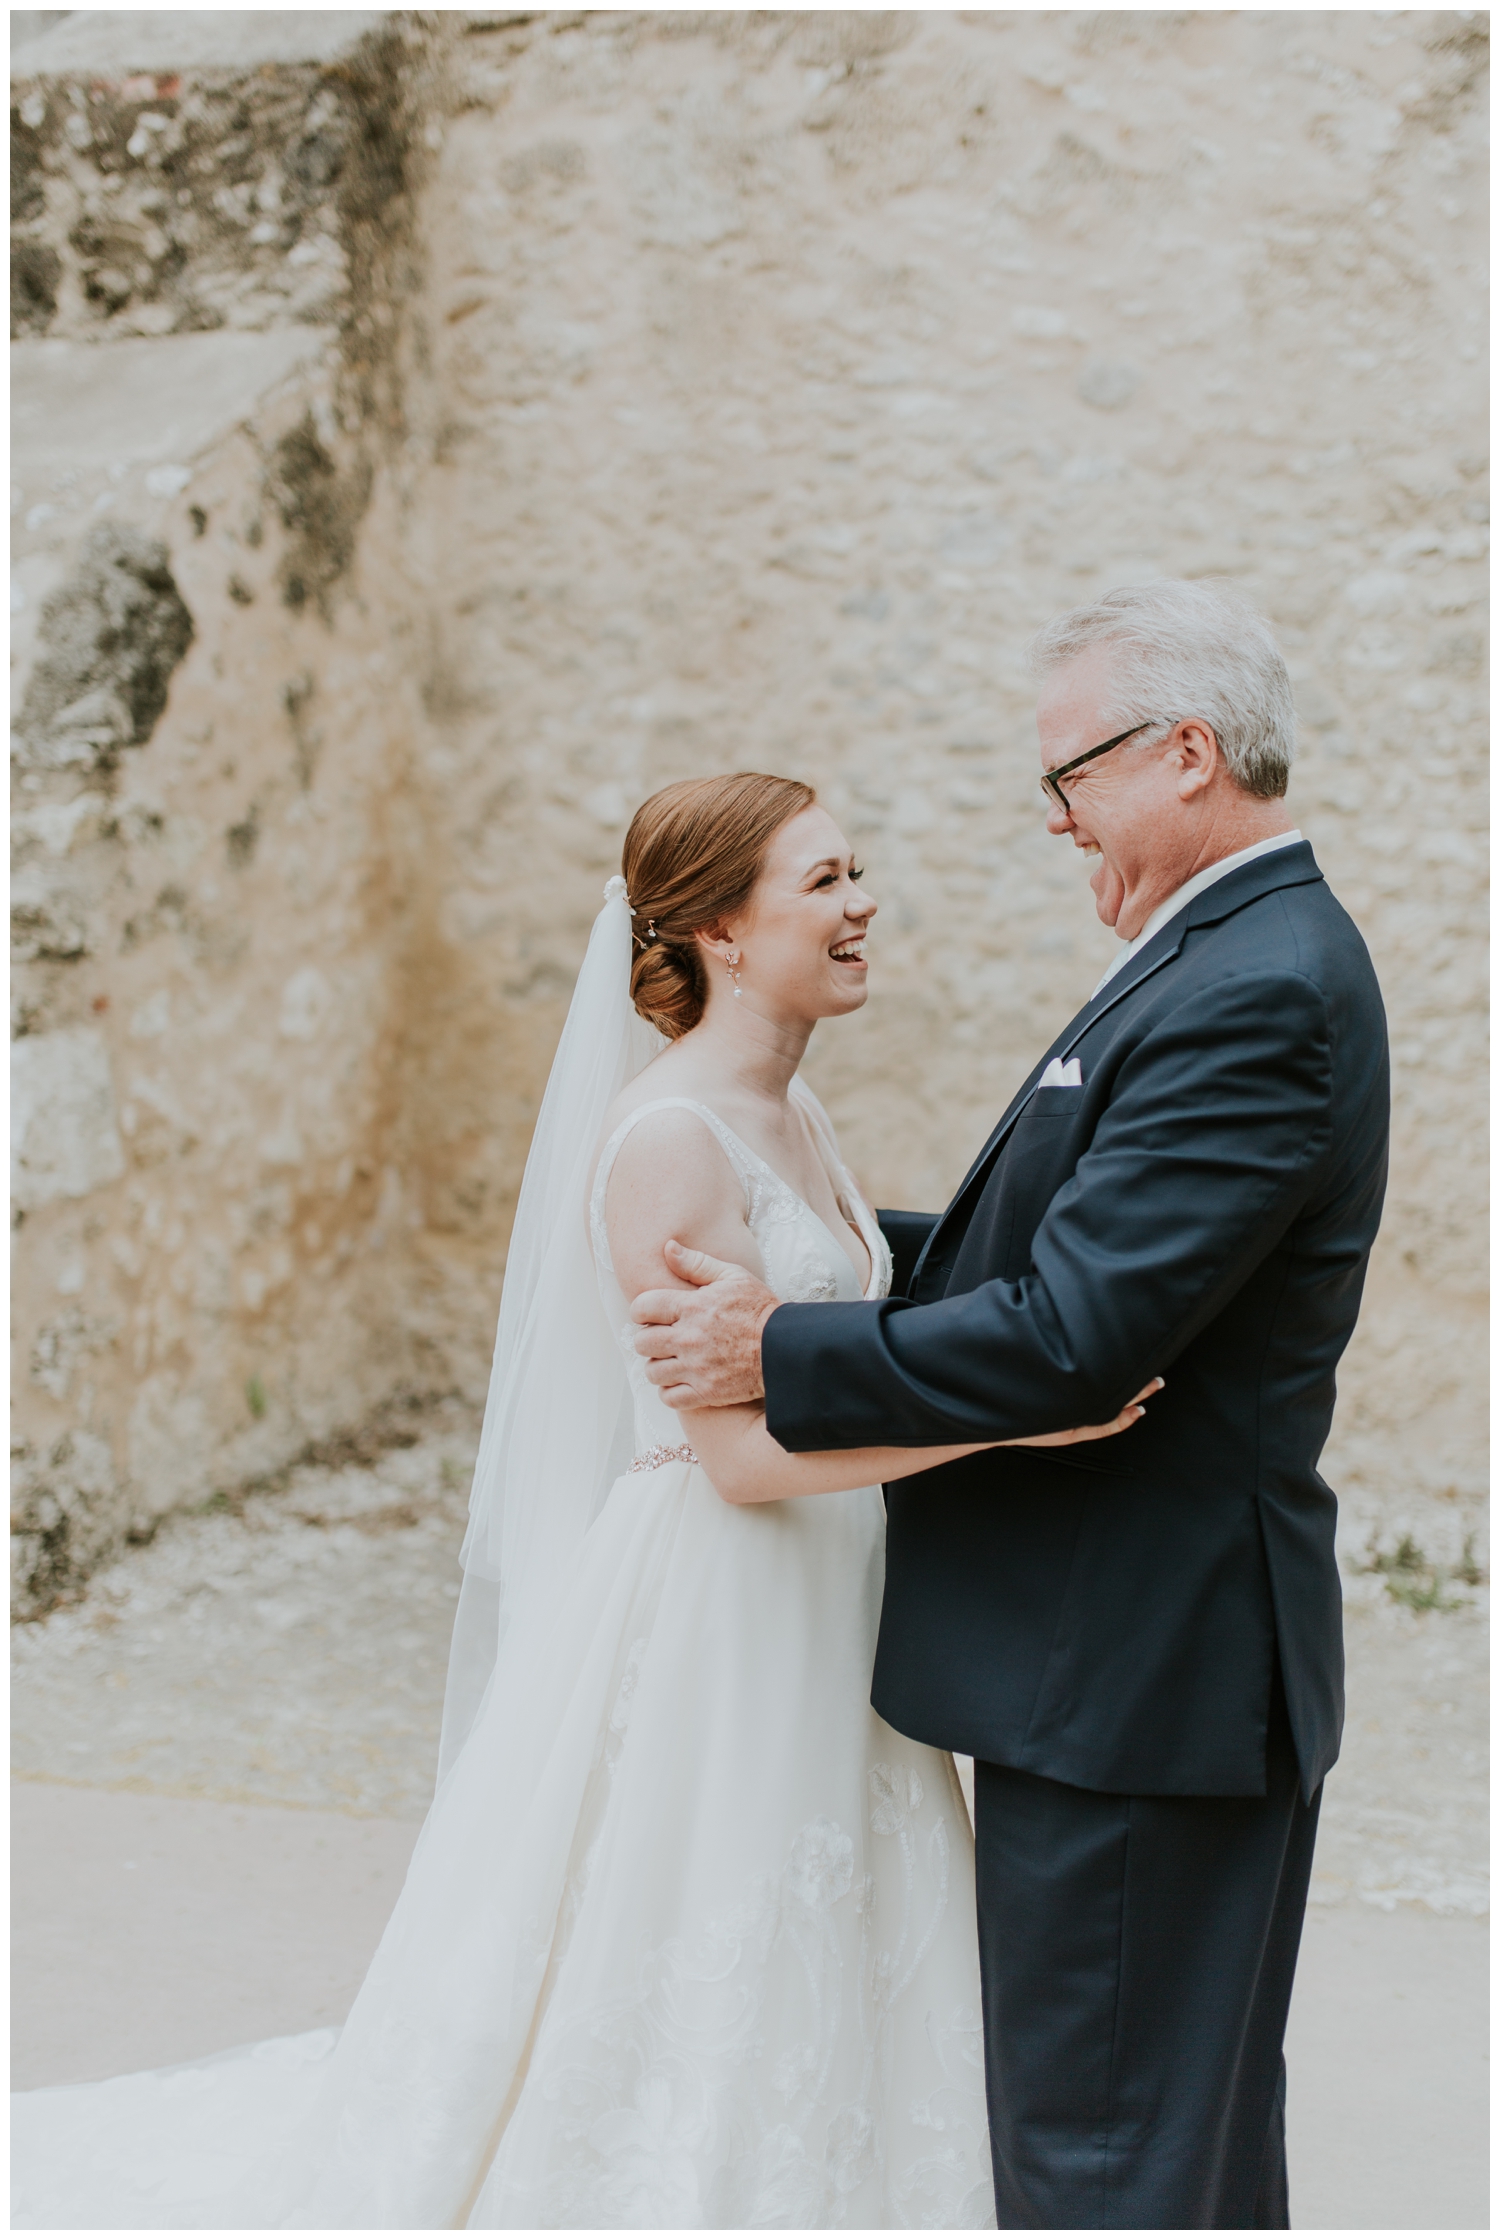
[763,844,1389,1799]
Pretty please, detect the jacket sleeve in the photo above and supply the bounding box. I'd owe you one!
[764,967,1335,1452]
[876,1209,939,1300]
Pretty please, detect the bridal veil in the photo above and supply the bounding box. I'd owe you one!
[438,876,662,1777]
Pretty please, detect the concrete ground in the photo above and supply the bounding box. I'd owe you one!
[1284,1905,1487,2231]
[11,1782,419,2086]
[12,1420,1489,2228]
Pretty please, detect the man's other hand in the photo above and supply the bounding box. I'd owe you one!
[632,1240,778,1409]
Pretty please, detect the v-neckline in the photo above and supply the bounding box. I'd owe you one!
[700,1098,878,1301]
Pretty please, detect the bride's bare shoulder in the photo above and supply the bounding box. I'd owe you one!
[594,1067,757,1290]
[596,1058,732,1192]
[599,1048,694,1140]
[597,1042,732,1138]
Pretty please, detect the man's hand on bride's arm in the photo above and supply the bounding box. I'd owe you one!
[997,1379,1163,1447]
[632,1241,779,1410]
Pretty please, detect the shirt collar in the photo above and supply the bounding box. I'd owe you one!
[1090,829,1304,998]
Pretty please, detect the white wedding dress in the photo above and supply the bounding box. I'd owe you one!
[13,1081,994,2230]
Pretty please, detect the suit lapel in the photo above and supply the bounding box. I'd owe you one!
[926,926,1186,1222]
[906,841,1326,1298]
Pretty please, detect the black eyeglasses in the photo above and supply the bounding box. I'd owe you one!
[1040,721,1159,810]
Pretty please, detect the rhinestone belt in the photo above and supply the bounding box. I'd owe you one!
[628,1443,699,1474]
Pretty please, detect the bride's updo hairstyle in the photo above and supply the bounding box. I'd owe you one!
[622,772,815,1039]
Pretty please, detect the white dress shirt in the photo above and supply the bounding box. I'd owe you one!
[1090,829,1304,999]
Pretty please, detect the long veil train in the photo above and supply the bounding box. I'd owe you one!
[438,875,663,1776]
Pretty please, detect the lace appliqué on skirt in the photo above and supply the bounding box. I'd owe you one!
[472,1759,992,2229]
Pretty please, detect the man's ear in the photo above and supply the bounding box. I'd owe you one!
[1174,719,1220,801]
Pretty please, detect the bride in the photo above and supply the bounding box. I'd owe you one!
[13,772,1152,2231]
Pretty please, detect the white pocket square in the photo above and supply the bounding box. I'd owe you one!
[1038,1056,1083,1089]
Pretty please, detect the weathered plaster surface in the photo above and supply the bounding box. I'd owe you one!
[11,14,436,1609]
[11,11,1488,1614]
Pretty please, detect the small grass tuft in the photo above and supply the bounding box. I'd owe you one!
[1385,1569,1457,1613]
[1453,1532,1487,1588]
[246,1374,267,1420]
[1357,1531,1474,1613]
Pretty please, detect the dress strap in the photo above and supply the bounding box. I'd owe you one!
[788,1075,843,1171]
[589,1098,757,1277]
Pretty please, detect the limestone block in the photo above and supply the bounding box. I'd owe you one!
[12,1025,126,1210]
[8,15,438,1617]
[277,967,333,1043]
[29,1310,120,1404]
[10,17,423,351]
[126,1375,212,1521]
[10,792,112,859]
[10,860,91,960]
[10,12,387,76]
[11,329,334,493]
[10,1427,121,1622]
[15,524,193,769]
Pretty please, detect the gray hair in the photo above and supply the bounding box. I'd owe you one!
[1026,579,1296,799]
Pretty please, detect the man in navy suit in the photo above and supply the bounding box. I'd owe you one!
[633,580,1390,2228]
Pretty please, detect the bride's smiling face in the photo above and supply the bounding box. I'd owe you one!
[698,805,876,1028]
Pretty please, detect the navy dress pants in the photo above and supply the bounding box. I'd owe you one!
[973,1697,1320,2229]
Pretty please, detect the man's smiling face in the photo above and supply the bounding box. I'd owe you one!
[1037,642,1297,944]
[1036,645,1186,937]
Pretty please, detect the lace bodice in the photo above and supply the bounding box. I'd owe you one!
[590,1078,893,1456]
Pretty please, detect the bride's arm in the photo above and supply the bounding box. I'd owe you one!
[682,1382,1161,1506]
[601,1108,1161,1503]
[601,1104,769,1301]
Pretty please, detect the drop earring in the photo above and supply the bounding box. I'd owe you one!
[725,948,742,997]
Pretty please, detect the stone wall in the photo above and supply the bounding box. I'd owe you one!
[10,12,440,1609]
[12,10,1488,1615]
